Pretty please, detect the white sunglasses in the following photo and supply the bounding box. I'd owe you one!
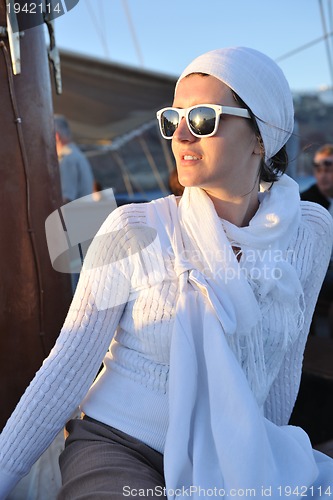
[156,103,251,139]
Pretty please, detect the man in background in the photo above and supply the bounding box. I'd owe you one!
[301,143,333,337]
[54,115,94,204]
[301,144,333,210]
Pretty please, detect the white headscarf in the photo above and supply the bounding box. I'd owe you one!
[176,46,294,163]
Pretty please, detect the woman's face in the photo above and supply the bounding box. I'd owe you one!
[172,74,261,198]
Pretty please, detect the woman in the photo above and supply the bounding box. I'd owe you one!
[1,47,333,499]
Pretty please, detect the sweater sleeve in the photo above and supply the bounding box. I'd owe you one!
[264,202,333,426]
[0,204,141,498]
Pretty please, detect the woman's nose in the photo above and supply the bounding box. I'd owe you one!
[173,117,196,142]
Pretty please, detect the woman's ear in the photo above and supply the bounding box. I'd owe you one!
[253,134,265,158]
[253,135,262,156]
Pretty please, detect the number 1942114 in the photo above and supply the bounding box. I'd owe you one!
[6,2,62,14]
[277,485,332,497]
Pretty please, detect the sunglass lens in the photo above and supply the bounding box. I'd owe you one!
[188,106,216,136]
[161,109,179,138]
[314,160,333,168]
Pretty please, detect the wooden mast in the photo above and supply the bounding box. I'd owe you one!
[0,1,72,429]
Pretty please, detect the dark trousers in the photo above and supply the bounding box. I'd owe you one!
[58,416,166,499]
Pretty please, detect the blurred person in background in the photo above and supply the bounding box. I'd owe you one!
[54,115,95,293]
[301,144,333,336]
[301,144,333,208]
[54,114,94,204]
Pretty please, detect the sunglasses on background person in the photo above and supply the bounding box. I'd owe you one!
[156,104,251,140]
[313,159,333,169]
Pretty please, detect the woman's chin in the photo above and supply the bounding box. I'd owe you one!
[178,176,201,189]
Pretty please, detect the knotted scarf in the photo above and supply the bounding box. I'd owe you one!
[156,175,333,498]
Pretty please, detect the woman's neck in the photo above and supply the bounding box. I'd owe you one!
[205,185,260,227]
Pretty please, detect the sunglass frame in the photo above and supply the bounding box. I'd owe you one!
[156,103,251,139]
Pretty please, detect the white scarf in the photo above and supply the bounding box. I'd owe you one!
[159,175,333,498]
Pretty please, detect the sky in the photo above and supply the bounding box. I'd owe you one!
[53,0,333,93]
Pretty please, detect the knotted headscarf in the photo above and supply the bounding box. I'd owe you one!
[176,46,294,162]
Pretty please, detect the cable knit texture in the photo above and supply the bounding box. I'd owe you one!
[0,195,332,497]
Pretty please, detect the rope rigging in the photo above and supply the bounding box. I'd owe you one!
[318,0,333,88]
[276,0,333,90]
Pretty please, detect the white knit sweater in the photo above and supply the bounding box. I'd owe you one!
[0,195,332,496]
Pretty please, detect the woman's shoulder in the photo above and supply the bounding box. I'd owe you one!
[103,201,149,228]
[295,201,333,278]
[286,201,333,292]
[299,200,333,240]
[93,196,176,258]
[102,195,176,228]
